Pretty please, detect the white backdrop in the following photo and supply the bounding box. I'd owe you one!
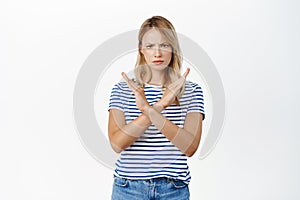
[1,0,300,199]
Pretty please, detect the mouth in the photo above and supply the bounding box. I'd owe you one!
[152,60,164,65]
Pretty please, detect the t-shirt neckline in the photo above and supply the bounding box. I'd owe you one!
[144,83,163,87]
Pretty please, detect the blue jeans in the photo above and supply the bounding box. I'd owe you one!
[111,176,190,200]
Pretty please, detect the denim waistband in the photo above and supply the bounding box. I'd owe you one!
[112,176,190,199]
[141,177,171,183]
[114,176,177,184]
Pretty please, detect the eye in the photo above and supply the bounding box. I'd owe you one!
[161,43,171,49]
[146,45,153,48]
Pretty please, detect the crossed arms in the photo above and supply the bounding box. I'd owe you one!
[108,68,203,157]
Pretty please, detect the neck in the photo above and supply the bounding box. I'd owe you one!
[149,69,165,85]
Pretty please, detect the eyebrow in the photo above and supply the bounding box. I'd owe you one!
[143,42,169,45]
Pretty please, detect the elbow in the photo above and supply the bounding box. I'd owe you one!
[109,139,124,154]
[108,131,124,153]
[185,150,196,157]
[110,143,123,154]
[113,147,122,154]
[184,136,201,157]
[184,145,198,157]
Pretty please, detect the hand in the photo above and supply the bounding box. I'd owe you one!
[121,72,150,112]
[158,68,190,108]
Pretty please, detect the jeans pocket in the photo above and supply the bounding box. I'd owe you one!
[114,177,128,187]
[170,179,188,189]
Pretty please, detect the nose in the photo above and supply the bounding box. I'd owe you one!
[154,47,162,58]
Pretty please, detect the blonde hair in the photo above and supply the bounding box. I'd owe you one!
[134,16,185,105]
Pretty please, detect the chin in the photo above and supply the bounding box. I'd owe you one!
[150,65,168,71]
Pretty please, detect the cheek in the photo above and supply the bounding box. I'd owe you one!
[141,51,151,60]
[164,51,172,60]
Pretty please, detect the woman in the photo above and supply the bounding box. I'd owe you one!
[108,16,205,200]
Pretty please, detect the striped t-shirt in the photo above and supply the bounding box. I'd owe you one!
[108,80,205,184]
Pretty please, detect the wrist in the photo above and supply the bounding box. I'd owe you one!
[141,105,151,113]
[142,106,152,118]
[153,103,164,112]
[156,100,166,110]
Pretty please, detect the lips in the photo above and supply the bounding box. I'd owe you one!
[152,60,164,64]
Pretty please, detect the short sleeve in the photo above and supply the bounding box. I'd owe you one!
[108,83,125,112]
[187,83,205,120]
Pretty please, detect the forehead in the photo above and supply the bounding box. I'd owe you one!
[142,28,167,43]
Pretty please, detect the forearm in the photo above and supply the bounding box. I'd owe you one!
[110,114,149,153]
[143,107,198,156]
[110,104,164,152]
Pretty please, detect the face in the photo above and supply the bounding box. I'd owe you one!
[140,28,173,72]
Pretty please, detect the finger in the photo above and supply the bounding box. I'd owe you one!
[121,72,139,92]
[168,78,184,94]
[121,72,134,90]
[121,72,129,81]
[182,68,190,79]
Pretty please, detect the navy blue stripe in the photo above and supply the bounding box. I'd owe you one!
[116,169,187,174]
[131,144,175,147]
[118,161,187,165]
[120,153,184,156]
[134,140,170,143]
[116,164,187,170]
[120,157,187,161]
[124,149,179,152]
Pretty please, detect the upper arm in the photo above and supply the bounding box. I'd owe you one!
[108,109,126,139]
[183,112,203,157]
[108,82,125,112]
[107,82,126,141]
[187,82,205,120]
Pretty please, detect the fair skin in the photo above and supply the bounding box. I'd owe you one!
[140,28,172,85]
[108,28,203,157]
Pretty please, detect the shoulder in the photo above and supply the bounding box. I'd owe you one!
[110,82,132,97]
[112,81,130,91]
[184,80,203,92]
